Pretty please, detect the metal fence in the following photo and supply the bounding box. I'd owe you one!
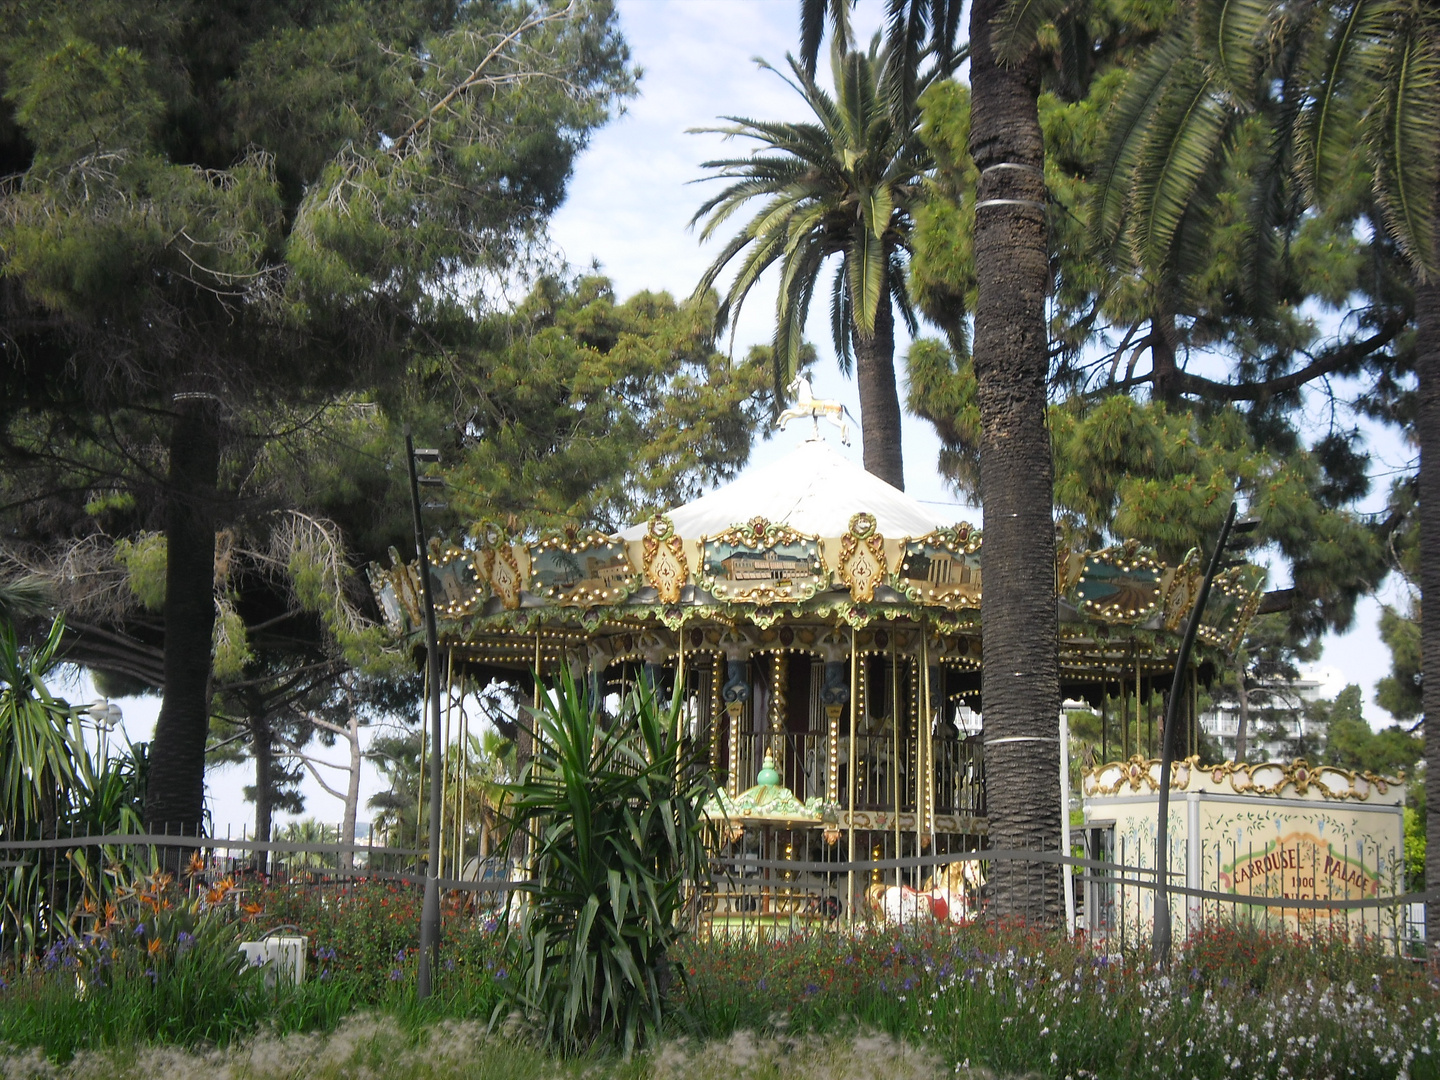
[1,828,1432,964]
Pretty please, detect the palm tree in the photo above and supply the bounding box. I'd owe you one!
[1095,0,1439,948]
[796,0,1061,922]
[691,35,932,490]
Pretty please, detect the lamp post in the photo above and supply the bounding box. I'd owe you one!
[85,699,123,764]
[1153,504,1258,964]
[405,429,445,999]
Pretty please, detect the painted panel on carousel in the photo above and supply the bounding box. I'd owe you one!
[426,542,487,619]
[365,549,418,632]
[699,517,825,604]
[893,525,982,607]
[1075,542,1162,622]
[529,531,638,606]
[1197,565,1264,650]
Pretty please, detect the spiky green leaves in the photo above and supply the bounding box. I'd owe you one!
[501,668,718,1055]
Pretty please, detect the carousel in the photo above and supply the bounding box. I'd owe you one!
[367,391,1266,930]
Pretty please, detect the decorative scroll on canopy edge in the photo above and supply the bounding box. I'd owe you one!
[836,512,887,602]
[641,514,689,604]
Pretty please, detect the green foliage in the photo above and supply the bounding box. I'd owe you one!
[443,276,772,533]
[111,535,166,613]
[1404,802,1426,893]
[1376,599,1422,721]
[1314,685,1422,778]
[903,382,1385,637]
[676,920,1437,1076]
[501,670,718,1055]
[0,577,53,625]
[0,615,78,837]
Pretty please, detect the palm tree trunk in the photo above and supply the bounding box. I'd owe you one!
[852,288,905,489]
[1417,269,1440,951]
[144,396,220,840]
[968,0,1062,922]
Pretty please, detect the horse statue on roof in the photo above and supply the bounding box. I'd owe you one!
[777,375,851,445]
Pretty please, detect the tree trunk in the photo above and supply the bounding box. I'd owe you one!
[341,713,362,872]
[851,285,906,490]
[1417,269,1439,950]
[968,0,1061,923]
[144,396,220,839]
[1149,302,1182,405]
[1232,653,1251,763]
[252,710,273,875]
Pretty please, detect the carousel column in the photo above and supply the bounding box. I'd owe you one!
[770,652,788,767]
[821,660,849,805]
[924,633,940,847]
[709,656,724,776]
[722,656,751,798]
[847,630,860,930]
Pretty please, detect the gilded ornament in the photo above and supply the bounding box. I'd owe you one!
[837,512,887,602]
[641,514,689,604]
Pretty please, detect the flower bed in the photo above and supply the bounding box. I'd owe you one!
[4,879,1437,1078]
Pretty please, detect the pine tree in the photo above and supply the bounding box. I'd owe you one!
[0,0,636,836]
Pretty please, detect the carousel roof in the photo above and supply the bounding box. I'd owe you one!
[618,438,954,542]
[366,420,1268,679]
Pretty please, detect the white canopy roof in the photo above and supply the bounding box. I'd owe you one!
[621,437,957,540]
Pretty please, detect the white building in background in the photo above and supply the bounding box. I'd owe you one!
[1199,667,1344,761]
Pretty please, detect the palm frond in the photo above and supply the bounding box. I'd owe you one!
[994,0,1072,65]
[1195,0,1272,95]
[0,577,53,627]
[830,261,854,374]
[1298,0,1389,202]
[1091,30,1192,247]
[848,222,888,336]
[1371,9,1440,280]
[1130,61,1230,272]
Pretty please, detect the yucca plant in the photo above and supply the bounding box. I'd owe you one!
[0,614,78,840]
[500,668,718,1055]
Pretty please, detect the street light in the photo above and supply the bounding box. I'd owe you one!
[404,430,445,1000]
[84,699,123,762]
[1152,505,1259,965]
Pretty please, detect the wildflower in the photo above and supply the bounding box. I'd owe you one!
[147,938,164,957]
[185,853,205,876]
[389,968,403,981]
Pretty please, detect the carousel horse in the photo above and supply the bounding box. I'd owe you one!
[777,376,851,445]
[866,858,986,925]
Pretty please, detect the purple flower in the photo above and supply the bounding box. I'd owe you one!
[389,968,403,981]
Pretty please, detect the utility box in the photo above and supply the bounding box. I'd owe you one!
[238,936,306,986]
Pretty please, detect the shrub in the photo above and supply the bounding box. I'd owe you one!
[501,669,718,1055]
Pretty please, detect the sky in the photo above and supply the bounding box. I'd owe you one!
[90,0,1412,836]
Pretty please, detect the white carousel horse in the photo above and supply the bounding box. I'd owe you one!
[867,858,986,925]
[777,376,851,445]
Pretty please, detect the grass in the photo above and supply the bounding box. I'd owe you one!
[3,880,1438,1078]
